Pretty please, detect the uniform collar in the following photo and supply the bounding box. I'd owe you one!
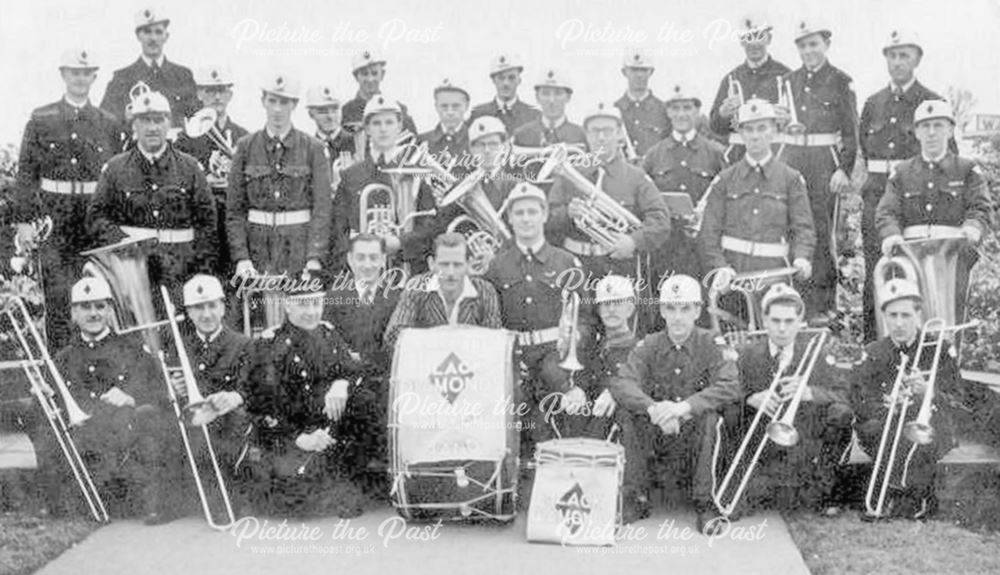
[665,330,694,352]
[746,55,771,70]
[63,95,90,110]
[139,143,168,163]
[672,129,698,144]
[265,124,294,142]
[804,60,828,74]
[197,326,224,344]
[495,95,519,109]
[316,127,342,142]
[890,77,917,95]
[516,237,546,256]
[625,90,651,104]
[921,150,949,166]
[141,54,166,68]
[768,340,795,364]
[602,329,636,350]
[745,151,774,169]
[80,327,111,343]
[542,116,566,130]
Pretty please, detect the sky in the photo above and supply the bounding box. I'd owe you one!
[2,0,999,144]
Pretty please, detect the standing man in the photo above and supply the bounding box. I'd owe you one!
[100,7,198,128]
[306,85,355,170]
[643,84,727,280]
[341,50,418,136]
[547,103,670,287]
[14,49,121,349]
[174,66,248,280]
[699,100,816,308]
[609,274,740,532]
[226,74,332,281]
[858,31,952,340]
[875,100,993,313]
[470,54,540,135]
[852,279,960,519]
[777,20,858,324]
[511,68,587,149]
[614,49,671,160]
[468,115,518,209]
[418,79,472,174]
[709,15,790,163]
[87,90,216,288]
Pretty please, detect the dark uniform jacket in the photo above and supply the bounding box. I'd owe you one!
[698,157,816,273]
[245,322,361,447]
[642,133,727,202]
[512,118,587,148]
[316,129,356,163]
[610,327,740,415]
[226,128,333,275]
[99,57,199,127]
[322,280,400,376]
[614,91,671,158]
[470,98,540,135]
[54,331,163,411]
[782,63,859,175]
[87,144,217,278]
[342,92,418,135]
[577,333,638,399]
[417,122,470,166]
[860,81,943,168]
[875,153,994,238]
[737,337,848,410]
[173,117,249,178]
[181,325,253,396]
[709,57,790,139]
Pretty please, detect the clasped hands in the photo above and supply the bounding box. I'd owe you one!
[646,400,692,435]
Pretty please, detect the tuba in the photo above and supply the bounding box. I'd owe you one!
[536,144,642,249]
[441,169,510,275]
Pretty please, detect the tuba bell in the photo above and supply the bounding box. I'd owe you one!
[440,169,511,275]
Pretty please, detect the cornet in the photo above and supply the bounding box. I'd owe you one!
[558,290,584,372]
[713,330,827,517]
[185,108,236,157]
[777,78,806,135]
[728,74,745,106]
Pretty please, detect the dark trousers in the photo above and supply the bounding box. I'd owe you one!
[861,174,887,342]
[518,343,570,456]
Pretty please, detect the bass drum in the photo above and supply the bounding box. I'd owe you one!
[389,326,519,522]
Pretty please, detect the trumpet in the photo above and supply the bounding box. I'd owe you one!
[777,78,806,136]
[728,74,745,106]
[185,108,235,158]
[558,290,584,372]
[537,144,642,249]
[864,318,978,518]
[2,297,109,522]
[713,330,827,517]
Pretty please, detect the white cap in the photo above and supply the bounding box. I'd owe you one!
[793,18,832,43]
[738,13,773,39]
[659,275,702,304]
[194,66,234,87]
[129,91,171,116]
[490,53,523,76]
[261,73,301,100]
[468,116,507,143]
[879,278,922,310]
[183,274,225,307]
[583,102,623,127]
[134,7,169,31]
[71,277,113,304]
[595,275,636,303]
[914,99,954,126]
[761,283,804,314]
[500,182,547,213]
[883,29,923,56]
[621,48,653,69]
[534,68,572,93]
[433,78,470,101]
[737,98,779,125]
[305,85,341,108]
[59,48,98,70]
[352,49,386,73]
[664,83,702,107]
[362,94,403,120]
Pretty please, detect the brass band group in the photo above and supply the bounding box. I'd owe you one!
[0,6,994,540]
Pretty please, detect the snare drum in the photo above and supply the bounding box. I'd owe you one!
[389,326,519,522]
[526,437,625,546]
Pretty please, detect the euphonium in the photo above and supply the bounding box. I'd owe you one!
[536,144,642,249]
[558,290,584,372]
[359,183,398,238]
[185,108,236,157]
[441,170,510,275]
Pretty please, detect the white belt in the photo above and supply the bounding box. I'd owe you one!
[902,225,962,240]
[40,178,97,195]
[564,237,613,257]
[517,327,560,347]
[247,209,311,226]
[867,159,905,174]
[119,226,194,243]
[782,133,840,147]
[721,235,789,258]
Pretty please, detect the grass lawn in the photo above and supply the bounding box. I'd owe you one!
[0,513,97,575]
[787,511,1000,575]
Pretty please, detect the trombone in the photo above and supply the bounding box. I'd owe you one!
[156,286,237,530]
[713,330,827,517]
[864,318,978,518]
[3,297,109,522]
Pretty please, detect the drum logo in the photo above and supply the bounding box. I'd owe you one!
[555,483,591,535]
[429,352,474,404]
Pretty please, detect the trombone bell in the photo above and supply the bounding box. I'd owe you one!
[904,421,934,445]
[765,421,800,447]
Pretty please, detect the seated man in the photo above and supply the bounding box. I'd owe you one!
[730,283,852,515]
[852,278,961,520]
[242,280,368,517]
[609,274,740,533]
[384,232,503,351]
[39,277,178,524]
[177,274,253,514]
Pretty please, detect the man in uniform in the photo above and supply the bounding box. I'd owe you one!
[306,85,356,179]
[643,84,727,280]
[87,90,217,289]
[852,278,960,519]
[38,277,178,524]
[384,232,502,350]
[614,49,671,160]
[609,274,739,532]
[14,49,121,349]
[178,274,253,514]
[875,100,992,327]
[341,50,418,136]
[484,183,591,451]
[699,99,815,318]
[709,15,790,163]
[329,95,438,275]
[470,53,540,135]
[547,102,670,295]
[469,115,518,209]
[226,74,332,282]
[858,31,948,342]
[777,20,858,323]
[731,283,852,514]
[174,66,248,280]
[512,68,587,149]
[100,7,198,129]
[243,282,368,517]
[418,79,472,175]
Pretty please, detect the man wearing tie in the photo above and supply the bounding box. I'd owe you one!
[511,68,587,149]
[614,48,672,160]
[418,79,472,175]
[470,54,540,135]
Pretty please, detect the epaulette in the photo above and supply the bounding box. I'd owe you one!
[31,104,60,119]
